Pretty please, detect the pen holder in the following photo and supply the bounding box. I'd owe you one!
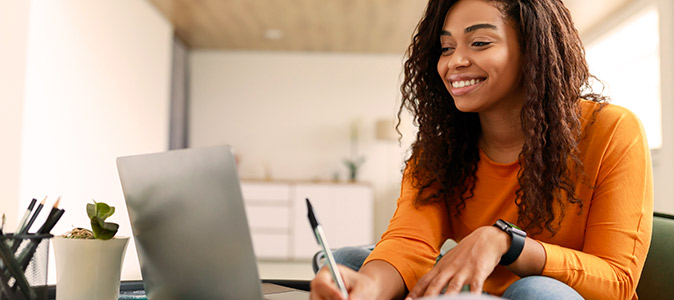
[0,234,51,300]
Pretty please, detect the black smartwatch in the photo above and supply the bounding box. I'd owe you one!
[493,219,527,265]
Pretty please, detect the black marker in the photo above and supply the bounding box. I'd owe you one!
[15,198,37,234]
[20,196,46,235]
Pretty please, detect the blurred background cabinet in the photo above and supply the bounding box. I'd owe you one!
[241,181,374,260]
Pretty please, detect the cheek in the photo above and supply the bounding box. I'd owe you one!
[484,52,518,83]
[507,56,523,84]
[437,57,452,91]
[501,58,522,88]
[437,58,452,91]
[437,57,448,76]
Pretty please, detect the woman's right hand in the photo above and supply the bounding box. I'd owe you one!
[310,264,379,300]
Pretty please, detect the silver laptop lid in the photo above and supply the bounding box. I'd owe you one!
[117,145,264,300]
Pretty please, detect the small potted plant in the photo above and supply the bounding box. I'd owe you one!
[52,200,129,300]
[343,119,366,182]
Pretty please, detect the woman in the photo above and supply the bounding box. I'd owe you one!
[311,0,653,299]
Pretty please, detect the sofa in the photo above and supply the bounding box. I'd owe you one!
[636,212,674,300]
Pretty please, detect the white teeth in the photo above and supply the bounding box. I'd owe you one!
[451,78,481,88]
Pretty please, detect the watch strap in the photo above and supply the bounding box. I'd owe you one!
[493,219,526,266]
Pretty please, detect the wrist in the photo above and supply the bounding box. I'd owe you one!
[360,260,405,299]
[492,219,527,265]
[486,225,511,256]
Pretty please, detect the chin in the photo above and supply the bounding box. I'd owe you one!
[453,100,479,113]
[455,106,474,113]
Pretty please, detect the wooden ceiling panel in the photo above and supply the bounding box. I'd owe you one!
[148,0,426,53]
[148,0,634,53]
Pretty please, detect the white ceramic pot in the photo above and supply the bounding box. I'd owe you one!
[53,236,129,300]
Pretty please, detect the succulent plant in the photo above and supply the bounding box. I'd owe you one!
[63,201,119,240]
[86,201,119,240]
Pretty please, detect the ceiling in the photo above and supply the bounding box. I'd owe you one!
[148,0,634,54]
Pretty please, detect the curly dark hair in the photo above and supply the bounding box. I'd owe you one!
[398,0,608,235]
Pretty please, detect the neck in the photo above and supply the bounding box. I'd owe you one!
[478,108,525,163]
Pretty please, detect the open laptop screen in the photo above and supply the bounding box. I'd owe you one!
[117,145,265,299]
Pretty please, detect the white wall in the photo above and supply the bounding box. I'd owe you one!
[190,51,417,238]
[654,0,674,214]
[0,0,31,232]
[18,0,172,283]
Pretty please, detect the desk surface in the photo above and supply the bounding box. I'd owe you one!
[46,279,311,300]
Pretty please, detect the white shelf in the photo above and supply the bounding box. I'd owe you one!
[241,181,374,260]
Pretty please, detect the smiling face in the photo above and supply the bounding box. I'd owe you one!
[437,0,524,114]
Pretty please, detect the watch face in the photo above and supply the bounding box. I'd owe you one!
[511,226,526,237]
[495,219,526,237]
[495,219,508,230]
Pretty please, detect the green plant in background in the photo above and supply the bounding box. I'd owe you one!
[64,200,119,240]
[344,119,366,182]
[343,157,365,182]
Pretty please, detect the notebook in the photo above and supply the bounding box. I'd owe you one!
[116,145,309,300]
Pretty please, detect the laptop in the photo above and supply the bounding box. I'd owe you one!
[116,145,309,300]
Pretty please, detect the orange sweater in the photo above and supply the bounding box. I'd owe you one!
[364,100,653,300]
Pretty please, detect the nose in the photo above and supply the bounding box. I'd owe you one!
[447,46,470,70]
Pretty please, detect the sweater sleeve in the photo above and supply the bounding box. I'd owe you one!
[363,166,452,292]
[541,108,653,300]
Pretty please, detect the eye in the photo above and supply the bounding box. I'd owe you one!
[472,41,491,47]
[441,47,455,55]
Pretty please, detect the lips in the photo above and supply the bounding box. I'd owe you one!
[448,77,486,96]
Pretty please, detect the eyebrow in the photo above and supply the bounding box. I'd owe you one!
[440,23,498,37]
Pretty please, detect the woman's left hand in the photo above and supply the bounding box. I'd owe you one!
[407,226,509,298]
